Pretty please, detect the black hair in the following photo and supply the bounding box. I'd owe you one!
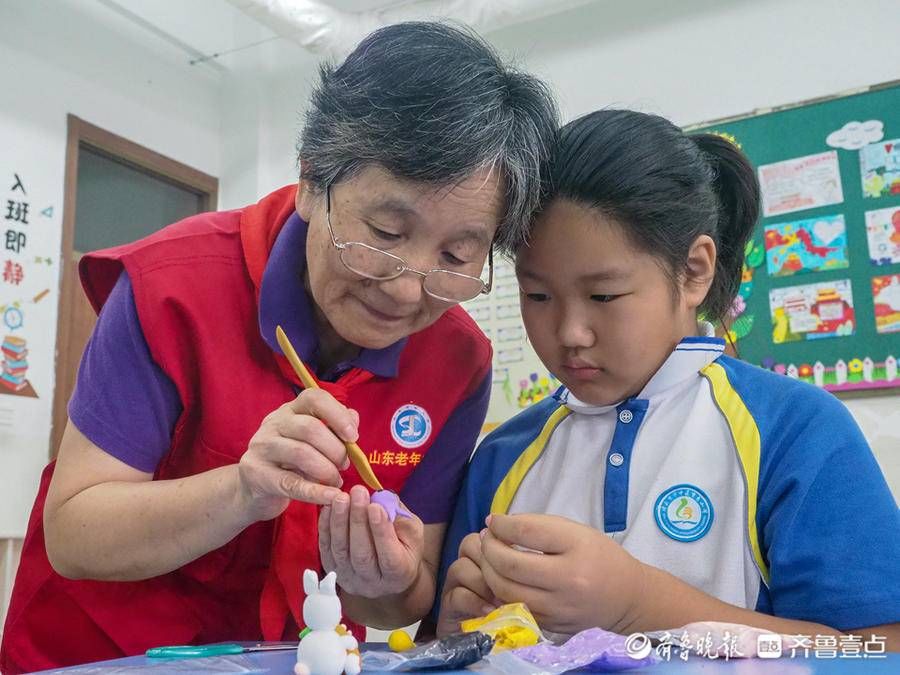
[541,109,760,322]
[298,21,559,250]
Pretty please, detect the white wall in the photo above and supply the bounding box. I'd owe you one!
[1,1,223,178]
[488,0,900,126]
[218,39,319,209]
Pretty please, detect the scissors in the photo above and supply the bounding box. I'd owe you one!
[146,642,297,658]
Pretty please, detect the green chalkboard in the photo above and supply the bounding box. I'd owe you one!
[690,81,900,394]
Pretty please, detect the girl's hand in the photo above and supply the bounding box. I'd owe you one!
[318,485,425,599]
[479,513,645,635]
[238,390,357,521]
[437,532,499,636]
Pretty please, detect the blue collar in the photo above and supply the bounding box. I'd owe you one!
[558,330,726,409]
[637,334,725,399]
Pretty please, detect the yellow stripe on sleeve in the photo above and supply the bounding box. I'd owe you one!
[701,362,771,585]
[489,406,571,515]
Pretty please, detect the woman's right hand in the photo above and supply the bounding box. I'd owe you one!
[437,531,499,636]
[237,389,359,521]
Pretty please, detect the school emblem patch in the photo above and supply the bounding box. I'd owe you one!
[654,484,714,542]
[390,404,432,448]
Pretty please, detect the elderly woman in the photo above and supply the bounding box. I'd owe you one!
[1,22,557,673]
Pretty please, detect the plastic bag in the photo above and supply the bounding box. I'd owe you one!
[482,627,656,674]
[460,602,542,652]
[361,631,494,671]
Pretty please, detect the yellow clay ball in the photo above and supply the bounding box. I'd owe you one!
[388,629,415,652]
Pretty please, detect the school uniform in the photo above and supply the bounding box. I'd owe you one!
[439,332,900,633]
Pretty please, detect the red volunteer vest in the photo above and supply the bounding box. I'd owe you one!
[0,186,491,673]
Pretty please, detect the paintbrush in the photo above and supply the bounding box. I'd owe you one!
[275,325,384,491]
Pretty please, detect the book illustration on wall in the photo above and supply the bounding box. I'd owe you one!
[872,274,900,335]
[769,279,855,344]
[764,215,849,277]
[860,138,900,198]
[864,206,900,265]
[761,354,898,392]
[0,333,37,398]
[758,151,843,218]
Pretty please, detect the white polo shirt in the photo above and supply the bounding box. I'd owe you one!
[508,332,761,612]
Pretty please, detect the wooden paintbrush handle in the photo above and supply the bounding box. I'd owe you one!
[276,326,383,491]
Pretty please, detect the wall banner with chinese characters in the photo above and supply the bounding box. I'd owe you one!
[0,154,63,536]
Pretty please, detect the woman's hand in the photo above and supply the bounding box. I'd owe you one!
[318,485,424,599]
[478,513,645,635]
[237,389,358,521]
[437,531,499,636]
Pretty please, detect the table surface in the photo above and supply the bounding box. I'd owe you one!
[37,644,900,674]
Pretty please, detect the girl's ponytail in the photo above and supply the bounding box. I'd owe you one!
[692,133,760,321]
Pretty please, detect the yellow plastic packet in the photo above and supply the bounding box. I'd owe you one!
[459,602,542,652]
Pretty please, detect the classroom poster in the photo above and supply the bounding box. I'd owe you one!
[758,151,843,217]
[0,175,57,402]
[0,155,63,537]
[769,279,855,343]
[872,274,900,335]
[860,138,900,198]
[462,257,556,433]
[864,206,900,265]
[764,215,849,277]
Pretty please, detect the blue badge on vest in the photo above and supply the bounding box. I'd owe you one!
[390,404,432,448]
[654,484,714,542]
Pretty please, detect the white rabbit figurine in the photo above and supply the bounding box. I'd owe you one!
[294,569,361,675]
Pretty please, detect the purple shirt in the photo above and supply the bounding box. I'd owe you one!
[68,213,490,523]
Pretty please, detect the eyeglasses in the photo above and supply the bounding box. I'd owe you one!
[325,184,493,303]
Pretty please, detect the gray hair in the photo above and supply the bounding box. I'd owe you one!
[297,21,559,252]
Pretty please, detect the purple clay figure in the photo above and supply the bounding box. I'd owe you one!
[371,490,413,522]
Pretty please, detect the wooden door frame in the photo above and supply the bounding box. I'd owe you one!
[51,115,218,458]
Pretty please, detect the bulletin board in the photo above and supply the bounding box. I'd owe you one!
[689,81,900,394]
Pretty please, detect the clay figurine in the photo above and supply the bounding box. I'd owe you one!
[294,570,360,675]
[370,490,413,522]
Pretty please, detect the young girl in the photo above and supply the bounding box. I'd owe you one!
[436,110,900,646]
